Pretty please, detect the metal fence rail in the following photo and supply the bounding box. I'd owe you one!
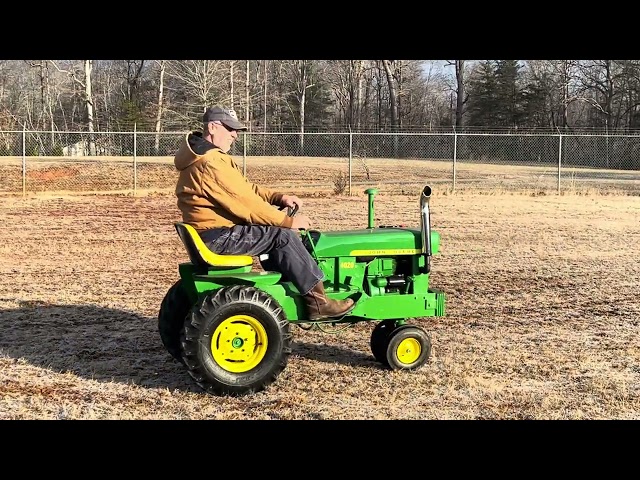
[1,129,639,196]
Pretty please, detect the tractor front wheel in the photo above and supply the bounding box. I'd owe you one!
[385,325,431,371]
[181,285,292,396]
[370,319,400,366]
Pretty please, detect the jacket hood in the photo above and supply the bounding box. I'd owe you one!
[174,131,221,170]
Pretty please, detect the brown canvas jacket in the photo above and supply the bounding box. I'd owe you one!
[174,131,293,231]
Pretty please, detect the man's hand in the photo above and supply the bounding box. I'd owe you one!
[290,214,311,230]
[281,194,303,209]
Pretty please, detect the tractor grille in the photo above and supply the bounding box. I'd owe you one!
[431,289,446,316]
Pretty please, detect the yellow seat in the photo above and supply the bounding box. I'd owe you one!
[174,223,253,268]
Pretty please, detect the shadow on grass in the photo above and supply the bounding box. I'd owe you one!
[0,300,376,394]
[290,339,375,366]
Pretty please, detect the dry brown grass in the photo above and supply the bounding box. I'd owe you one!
[1,188,639,420]
[2,156,639,197]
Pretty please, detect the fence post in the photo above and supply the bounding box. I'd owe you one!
[348,130,353,196]
[133,123,138,196]
[22,124,26,197]
[557,133,562,194]
[453,131,458,192]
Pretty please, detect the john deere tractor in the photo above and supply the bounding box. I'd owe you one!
[158,185,445,396]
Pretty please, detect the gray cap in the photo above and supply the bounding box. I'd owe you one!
[203,106,247,131]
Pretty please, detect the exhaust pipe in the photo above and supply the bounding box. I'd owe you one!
[420,185,432,272]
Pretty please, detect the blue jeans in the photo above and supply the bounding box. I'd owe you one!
[199,225,324,295]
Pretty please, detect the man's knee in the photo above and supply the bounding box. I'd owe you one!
[274,227,299,245]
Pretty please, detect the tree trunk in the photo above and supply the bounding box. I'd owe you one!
[299,62,306,155]
[357,60,365,129]
[455,60,465,127]
[375,61,384,129]
[84,60,96,155]
[230,61,235,107]
[154,60,165,155]
[382,60,399,156]
[263,60,268,154]
[263,60,268,132]
[562,60,569,129]
[246,60,250,131]
[382,60,398,129]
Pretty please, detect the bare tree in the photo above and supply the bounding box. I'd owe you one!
[125,60,145,105]
[325,60,371,129]
[394,61,437,128]
[445,60,467,127]
[382,60,399,129]
[229,61,235,108]
[154,60,165,155]
[0,61,19,134]
[357,60,369,129]
[525,60,580,129]
[573,60,626,167]
[557,60,577,128]
[617,60,640,129]
[25,61,58,149]
[96,61,116,132]
[84,60,96,154]
[50,60,96,154]
[245,60,250,129]
[576,60,623,128]
[263,60,268,131]
[373,61,385,128]
[163,60,227,128]
[414,61,449,129]
[282,60,316,152]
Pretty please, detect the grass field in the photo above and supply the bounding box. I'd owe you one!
[2,155,640,196]
[1,186,638,420]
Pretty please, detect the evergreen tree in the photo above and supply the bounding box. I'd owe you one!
[466,61,499,127]
[494,60,524,127]
[467,60,526,128]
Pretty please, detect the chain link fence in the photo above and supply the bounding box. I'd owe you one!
[1,129,639,196]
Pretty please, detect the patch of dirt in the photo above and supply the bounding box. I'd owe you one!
[28,166,80,181]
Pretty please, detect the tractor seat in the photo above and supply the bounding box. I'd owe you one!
[174,222,253,268]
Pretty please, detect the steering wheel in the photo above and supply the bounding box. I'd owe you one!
[278,204,299,218]
[278,203,307,236]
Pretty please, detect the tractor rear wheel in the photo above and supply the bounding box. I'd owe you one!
[158,280,192,364]
[385,325,431,371]
[181,285,291,396]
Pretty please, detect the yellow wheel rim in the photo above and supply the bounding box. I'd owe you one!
[211,315,268,373]
[396,337,421,365]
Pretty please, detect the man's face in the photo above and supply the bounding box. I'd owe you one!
[209,121,238,153]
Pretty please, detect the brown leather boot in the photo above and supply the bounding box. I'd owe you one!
[304,281,356,321]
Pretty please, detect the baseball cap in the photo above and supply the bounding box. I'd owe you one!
[203,106,247,131]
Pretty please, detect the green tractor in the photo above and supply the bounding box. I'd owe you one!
[158,185,446,396]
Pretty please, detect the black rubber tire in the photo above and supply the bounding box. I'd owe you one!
[181,285,292,396]
[158,280,192,364]
[385,325,432,371]
[370,319,399,366]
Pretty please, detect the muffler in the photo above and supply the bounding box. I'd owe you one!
[420,185,432,272]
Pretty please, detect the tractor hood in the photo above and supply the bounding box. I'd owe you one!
[305,227,440,259]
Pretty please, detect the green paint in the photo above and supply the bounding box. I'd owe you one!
[365,188,379,228]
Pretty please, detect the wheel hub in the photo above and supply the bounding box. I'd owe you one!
[396,338,421,364]
[211,315,268,373]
